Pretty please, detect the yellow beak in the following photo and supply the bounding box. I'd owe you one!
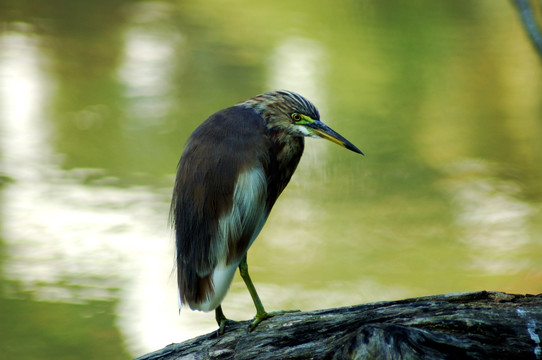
[307,121,363,155]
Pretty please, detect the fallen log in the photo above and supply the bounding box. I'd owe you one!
[135,291,542,360]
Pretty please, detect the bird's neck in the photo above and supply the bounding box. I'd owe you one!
[267,128,304,199]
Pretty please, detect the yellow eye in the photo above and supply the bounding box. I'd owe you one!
[291,113,302,122]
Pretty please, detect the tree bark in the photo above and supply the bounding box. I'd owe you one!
[135,291,542,360]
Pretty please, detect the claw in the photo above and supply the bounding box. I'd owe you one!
[215,305,234,335]
[248,309,301,332]
[218,318,234,335]
[248,312,271,332]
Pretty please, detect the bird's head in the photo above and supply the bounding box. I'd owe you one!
[240,90,363,155]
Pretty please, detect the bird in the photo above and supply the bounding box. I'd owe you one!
[170,90,362,333]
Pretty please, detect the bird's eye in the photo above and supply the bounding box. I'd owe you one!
[291,113,302,122]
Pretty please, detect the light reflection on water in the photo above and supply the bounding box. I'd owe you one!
[1,32,177,353]
[118,4,181,128]
[443,159,533,274]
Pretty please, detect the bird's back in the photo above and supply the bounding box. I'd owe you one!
[171,105,303,310]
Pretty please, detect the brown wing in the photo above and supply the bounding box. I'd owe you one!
[171,105,272,306]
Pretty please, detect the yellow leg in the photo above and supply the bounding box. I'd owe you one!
[215,305,229,335]
[239,255,299,331]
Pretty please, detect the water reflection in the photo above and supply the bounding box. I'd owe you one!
[0,33,51,181]
[1,32,175,355]
[443,160,533,274]
[1,1,541,359]
[268,37,325,106]
[118,2,181,127]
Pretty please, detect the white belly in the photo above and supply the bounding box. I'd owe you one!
[188,262,239,312]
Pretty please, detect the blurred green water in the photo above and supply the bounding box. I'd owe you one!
[1,0,541,358]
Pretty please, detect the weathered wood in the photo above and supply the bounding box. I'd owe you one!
[135,291,542,360]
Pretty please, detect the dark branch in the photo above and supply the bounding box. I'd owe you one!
[135,291,542,360]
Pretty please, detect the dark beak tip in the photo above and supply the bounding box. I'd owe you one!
[354,149,365,156]
[346,144,364,155]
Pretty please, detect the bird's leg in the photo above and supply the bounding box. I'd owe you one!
[238,255,269,330]
[215,305,231,335]
[239,255,299,331]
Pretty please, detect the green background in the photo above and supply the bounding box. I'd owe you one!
[1,1,541,358]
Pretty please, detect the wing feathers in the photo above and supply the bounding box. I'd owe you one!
[222,166,268,264]
[172,106,272,309]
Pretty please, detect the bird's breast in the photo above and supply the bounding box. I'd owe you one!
[266,132,304,205]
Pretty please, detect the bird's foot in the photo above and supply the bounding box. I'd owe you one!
[217,317,237,335]
[248,309,301,332]
[215,306,237,335]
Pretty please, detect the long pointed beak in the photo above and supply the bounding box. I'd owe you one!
[307,121,364,155]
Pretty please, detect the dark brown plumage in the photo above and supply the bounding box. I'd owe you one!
[171,90,362,331]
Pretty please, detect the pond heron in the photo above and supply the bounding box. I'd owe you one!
[171,90,362,332]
